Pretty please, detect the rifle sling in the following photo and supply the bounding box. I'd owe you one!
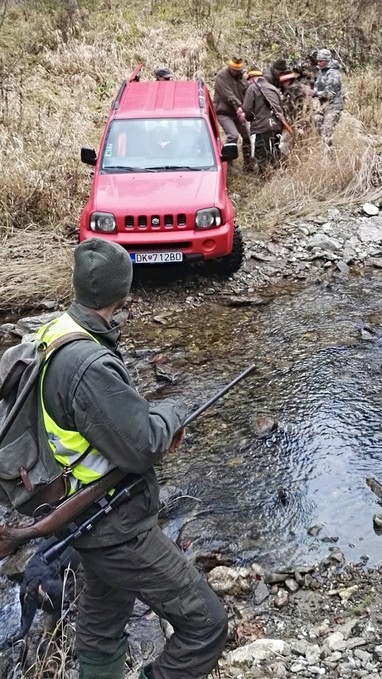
[253,81,285,129]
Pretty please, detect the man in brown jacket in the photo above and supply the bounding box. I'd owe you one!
[263,58,288,89]
[243,67,284,172]
[213,57,254,172]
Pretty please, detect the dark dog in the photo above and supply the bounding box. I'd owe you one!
[7,537,80,647]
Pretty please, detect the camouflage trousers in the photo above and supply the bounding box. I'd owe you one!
[313,108,341,146]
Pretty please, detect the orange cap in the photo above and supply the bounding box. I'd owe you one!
[227,58,244,70]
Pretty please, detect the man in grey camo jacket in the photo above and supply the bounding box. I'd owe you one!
[313,48,344,146]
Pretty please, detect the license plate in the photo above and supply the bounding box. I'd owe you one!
[130,251,183,264]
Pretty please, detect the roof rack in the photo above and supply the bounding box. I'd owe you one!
[197,79,205,109]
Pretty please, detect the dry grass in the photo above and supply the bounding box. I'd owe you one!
[234,111,382,233]
[0,0,381,311]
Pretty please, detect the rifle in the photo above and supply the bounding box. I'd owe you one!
[0,364,256,562]
[254,81,294,136]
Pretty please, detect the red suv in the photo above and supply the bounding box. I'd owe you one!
[80,72,244,274]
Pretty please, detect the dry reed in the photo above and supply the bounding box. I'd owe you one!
[0,0,381,312]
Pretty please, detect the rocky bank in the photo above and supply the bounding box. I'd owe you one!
[1,202,382,678]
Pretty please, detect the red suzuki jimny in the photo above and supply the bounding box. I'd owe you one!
[80,71,244,275]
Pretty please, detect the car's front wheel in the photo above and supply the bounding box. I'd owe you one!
[207,224,244,276]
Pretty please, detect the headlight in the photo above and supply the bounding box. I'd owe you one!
[195,208,222,229]
[90,212,117,233]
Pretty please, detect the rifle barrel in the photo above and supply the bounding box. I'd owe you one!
[180,363,256,429]
[0,363,256,562]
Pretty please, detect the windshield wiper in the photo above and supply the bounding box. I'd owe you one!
[102,166,158,173]
[145,165,208,171]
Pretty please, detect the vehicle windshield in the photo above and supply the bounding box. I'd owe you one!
[101,118,216,172]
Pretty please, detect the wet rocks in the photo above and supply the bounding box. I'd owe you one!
[244,204,382,290]
[225,638,290,666]
[362,202,379,216]
[207,565,253,596]
[218,555,382,678]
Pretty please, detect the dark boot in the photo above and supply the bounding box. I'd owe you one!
[242,156,257,172]
[78,647,126,679]
[139,664,154,679]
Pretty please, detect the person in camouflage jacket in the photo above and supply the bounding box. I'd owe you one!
[313,48,344,146]
[278,71,314,155]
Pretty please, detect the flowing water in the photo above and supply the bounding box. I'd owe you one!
[126,272,382,570]
[2,272,382,645]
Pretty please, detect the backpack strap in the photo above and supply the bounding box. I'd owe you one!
[0,333,93,444]
[37,331,95,365]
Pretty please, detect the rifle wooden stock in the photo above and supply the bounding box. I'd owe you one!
[0,363,257,561]
[281,117,294,136]
[0,467,128,559]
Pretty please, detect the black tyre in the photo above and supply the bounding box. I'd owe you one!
[207,224,244,276]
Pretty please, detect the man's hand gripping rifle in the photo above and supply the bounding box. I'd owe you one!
[0,364,255,564]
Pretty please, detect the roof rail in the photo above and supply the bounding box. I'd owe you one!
[197,78,205,109]
[112,80,127,110]
[128,64,143,82]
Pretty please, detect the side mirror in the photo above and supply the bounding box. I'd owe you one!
[220,143,238,162]
[81,147,97,166]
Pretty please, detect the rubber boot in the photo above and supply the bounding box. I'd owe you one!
[139,664,154,679]
[79,646,126,679]
[242,156,257,173]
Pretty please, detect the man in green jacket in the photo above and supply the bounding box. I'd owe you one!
[39,238,228,679]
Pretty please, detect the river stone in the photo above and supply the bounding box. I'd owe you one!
[307,234,342,251]
[307,525,323,537]
[285,578,299,593]
[338,584,358,601]
[253,580,270,604]
[327,631,347,652]
[291,639,310,656]
[307,666,325,675]
[225,638,290,666]
[264,572,288,584]
[274,589,289,609]
[337,618,359,639]
[358,217,382,243]
[335,260,349,275]
[305,643,321,664]
[207,566,243,595]
[254,415,277,436]
[373,513,382,529]
[369,257,382,268]
[347,638,368,650]
[15,311,61,335]
[362,202,379,216]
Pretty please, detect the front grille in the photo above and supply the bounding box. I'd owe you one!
[124,214,189,231]
[126,242,191,251]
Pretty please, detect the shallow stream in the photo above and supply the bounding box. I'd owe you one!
[2,271,382,646]
[126,273,382,570]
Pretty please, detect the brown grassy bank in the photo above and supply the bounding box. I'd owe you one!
[0,0,382,311]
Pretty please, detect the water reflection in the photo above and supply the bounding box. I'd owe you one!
[127,274,382,568]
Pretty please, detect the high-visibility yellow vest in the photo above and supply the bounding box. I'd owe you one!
[36,313,115,494]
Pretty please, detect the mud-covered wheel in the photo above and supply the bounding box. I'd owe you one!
[208,224,244,276]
